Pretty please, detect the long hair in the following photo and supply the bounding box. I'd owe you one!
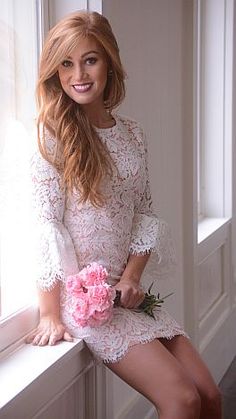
[36,11,126,206]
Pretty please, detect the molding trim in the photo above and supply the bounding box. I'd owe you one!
[35,0,50,54]
[201,306,236,383]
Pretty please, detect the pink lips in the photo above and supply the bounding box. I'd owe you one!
[73,83,93,93]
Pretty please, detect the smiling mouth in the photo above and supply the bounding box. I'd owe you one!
[73,83,93,93]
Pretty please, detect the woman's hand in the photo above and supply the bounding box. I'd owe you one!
[115,279,145,309]
[115,253,150,308]
[26,284,73,346]
[26,314,73,346]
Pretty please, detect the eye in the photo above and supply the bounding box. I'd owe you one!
[85,56,98,65]
[61,60,73,68]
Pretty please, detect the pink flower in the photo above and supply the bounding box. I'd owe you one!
[78,262,108,286]
[72,299,89,327]
[66,274,83,296]
[66,263,115,327]
[87,284,114,311]
[66,263,172,327]
[89,308,113,327]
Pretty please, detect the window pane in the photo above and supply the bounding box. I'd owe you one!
[197,0,233,221]
[0,0,38,318]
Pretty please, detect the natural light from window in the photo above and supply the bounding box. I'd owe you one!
[0,0,38,320]
[196,0,233,234]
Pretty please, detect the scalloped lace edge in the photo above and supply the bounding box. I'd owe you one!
[92,331,188,364]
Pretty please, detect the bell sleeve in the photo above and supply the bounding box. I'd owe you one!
[129,124,177,280]
[30,144,79,291]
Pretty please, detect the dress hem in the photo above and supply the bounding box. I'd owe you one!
[90,330,188,365]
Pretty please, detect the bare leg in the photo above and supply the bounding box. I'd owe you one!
[160,336,222,419]
[106,338,201,419]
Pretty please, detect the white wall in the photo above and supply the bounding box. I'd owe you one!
[103,0,185,323]
[103,0,236,418]
[102,1,186,418]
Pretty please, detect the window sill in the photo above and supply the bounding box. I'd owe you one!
[197,217,231,264]
[198,217,231,244]
[0,337,92,416]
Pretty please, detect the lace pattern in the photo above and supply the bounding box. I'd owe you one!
[34,222,79,290]
[61,303,187,364]
[31,114,186,362]
[31,147,79,290]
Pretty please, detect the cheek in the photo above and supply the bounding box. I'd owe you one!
[91,59,107,78]
[58,77,72,97]
[58,71,65,84]
[97,66,108,88]
[58,70,69,87]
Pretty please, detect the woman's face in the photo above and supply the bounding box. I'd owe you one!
[58,37,108,111]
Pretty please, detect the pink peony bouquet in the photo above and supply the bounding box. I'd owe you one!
[66,262,172,328]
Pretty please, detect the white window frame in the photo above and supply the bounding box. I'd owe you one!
[0,2,104,416]
[0,0,103,355]
[48,0,102,26]
[0,0,49,353]
[196,0,233,232]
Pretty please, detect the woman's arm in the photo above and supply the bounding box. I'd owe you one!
[27,284,73,346]
[28,141,78,345]
[120,253,150,284]
[115,122,158,309]
[38,284,61,318]
[115,253,150,308]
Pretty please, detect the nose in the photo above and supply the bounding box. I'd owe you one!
[73,62,87,81]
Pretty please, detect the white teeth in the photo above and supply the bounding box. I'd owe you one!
[73,83,92,92]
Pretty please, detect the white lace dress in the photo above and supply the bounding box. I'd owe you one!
[31,114,186,363]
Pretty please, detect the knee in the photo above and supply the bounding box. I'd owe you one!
[180,387,201,414]
[157,386,201,417]
[203,385,222,414]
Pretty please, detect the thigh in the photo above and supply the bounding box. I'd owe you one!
[159,335,218,397]
[106,338,199,409]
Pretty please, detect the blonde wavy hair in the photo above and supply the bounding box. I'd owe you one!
[36,10,126,206]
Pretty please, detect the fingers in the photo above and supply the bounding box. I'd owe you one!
[31,332,55,346]
[25,329,43,344]
[25,331,36,344]
[119,287,145,309]
[134,295,145,309]
[31,331,61,346]
[64,331,74,342]
[48,331,73,345]
[48,332,62,346]
[126,294,145,309]
[38,334,51,346]
[33,333,49,346]
[25,327,73,346]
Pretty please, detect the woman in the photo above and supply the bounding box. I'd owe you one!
[28,10,222,419]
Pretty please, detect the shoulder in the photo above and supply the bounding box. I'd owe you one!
[115,113,143,133]
[30,127,61,180]
[115,113,147,149]
[38,124,58,156]
[115,113,145,143]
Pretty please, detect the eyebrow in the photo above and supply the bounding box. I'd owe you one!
[82,50,100,58]
[66,50,100,59]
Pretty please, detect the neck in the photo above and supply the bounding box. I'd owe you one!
[81,103,114,129]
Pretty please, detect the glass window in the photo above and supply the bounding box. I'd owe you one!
[0,0,102,352]
[0,0,38,321]
[196,0,233,223]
